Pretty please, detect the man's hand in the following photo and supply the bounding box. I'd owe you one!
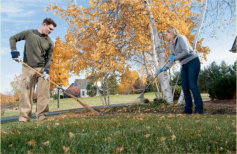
[168,55,176,61]
[157,67,167,74]
[43,68,50,80]
[11,51,20,62]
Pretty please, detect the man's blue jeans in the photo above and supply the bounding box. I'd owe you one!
[181,57,203,114]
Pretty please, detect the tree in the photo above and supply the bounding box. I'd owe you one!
[10,75,21,101]
[86,81,97,97]
[48,0,210,103]
[0,93,15,116]
[65,86,80,97]
[50,37,72,89]
[206,61,236,100]
[119,70,145,94]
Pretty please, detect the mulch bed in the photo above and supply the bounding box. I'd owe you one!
[204,99,236,107]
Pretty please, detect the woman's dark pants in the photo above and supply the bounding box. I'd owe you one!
[181,57,203,114]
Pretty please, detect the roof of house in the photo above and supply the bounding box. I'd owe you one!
[74,79,90,89]
[230,36,236,53]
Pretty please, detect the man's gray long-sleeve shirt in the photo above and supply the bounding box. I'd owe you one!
[9,29,54,68]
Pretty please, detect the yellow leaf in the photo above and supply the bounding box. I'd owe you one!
[171,134,176,140]
[115,147,124,153]
[160,137,166,142]
[27,140,36,147]
[63,146,70,153]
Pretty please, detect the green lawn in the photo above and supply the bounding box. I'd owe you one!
[1,93,210,118]
[1,111,235,153]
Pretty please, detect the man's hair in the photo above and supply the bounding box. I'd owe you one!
[167,27,179,38]
[42,18,57,27]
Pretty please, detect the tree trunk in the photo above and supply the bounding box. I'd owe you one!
[193,0,208,51]
[57,88,60,108]
[178,90,184,105]
[106,78,110,106]
[96,82,105,106]
[101,77,107,106]
[145,0,173,104]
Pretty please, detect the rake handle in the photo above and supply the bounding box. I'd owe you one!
[19,59,99,114]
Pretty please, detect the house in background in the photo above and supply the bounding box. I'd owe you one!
[229,36,236,53]
[65,79,91,98]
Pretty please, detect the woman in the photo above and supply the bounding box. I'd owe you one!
[158,27,203,114]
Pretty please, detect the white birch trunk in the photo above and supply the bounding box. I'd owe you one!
[193,0,208,51]
[145,0,173,104]
[177,0,208,104]
[96,82,105,106]
[106,78,110,106]
[177,90,184,105]
[101,77,108,106]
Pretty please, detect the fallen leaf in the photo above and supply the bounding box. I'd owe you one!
[144,134,150,138]
[168,114,175,118]
[55,123,60,126]
[16,131,21,135]
[69,132,75,138]
[27,140,36,147]
[160,137,166,142]
[43,141,50,146]
[171,134,176,140]
[105,137,112,141]
[146,126,151,130]
[27,150,32,154]
[116,147,124,153]
[0,131,7,134]
[232,120,236,129]
[63,146,70,153]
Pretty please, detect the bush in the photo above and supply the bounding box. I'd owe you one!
[208,75,236,100]
[172,85,182,100]
[143,98,150,103]
[52,94,64,100]
[86,82,97,97]
[153,98,168,105]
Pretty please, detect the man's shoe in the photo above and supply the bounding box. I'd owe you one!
[38,116,48,121]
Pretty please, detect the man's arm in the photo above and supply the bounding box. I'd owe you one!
[9,30,29,51]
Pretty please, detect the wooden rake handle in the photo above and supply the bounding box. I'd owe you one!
[19,59,99,115]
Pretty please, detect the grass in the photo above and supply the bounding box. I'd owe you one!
[1,93,210,118]
[1,105,236,153]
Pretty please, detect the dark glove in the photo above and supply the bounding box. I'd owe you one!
[157,67,167,74]
[43,68,50,80]
[11,51,20,62]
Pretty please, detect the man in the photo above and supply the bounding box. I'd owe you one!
[9,18,57,122]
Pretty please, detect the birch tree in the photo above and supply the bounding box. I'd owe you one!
[48,0,210,104]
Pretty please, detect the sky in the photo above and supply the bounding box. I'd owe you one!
[1,0,236,94]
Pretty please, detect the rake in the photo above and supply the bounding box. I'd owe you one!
[18,59,99,115]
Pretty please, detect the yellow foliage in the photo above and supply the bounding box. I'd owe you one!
[48,0,210,82]
[50,37,74,88]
